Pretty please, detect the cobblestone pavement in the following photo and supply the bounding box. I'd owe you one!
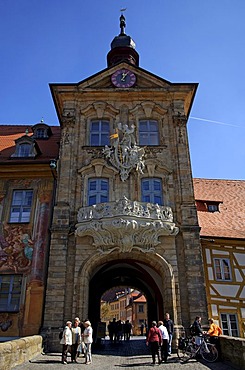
[13,337,235,370]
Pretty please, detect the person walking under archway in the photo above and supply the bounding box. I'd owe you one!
[146,321,162,365]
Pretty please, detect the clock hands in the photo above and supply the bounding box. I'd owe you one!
[121,72,129,81]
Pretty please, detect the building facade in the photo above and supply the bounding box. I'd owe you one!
[1,15,244,349]
[0,123,59,339]
[194,179,245,338]
[42,15,207,350]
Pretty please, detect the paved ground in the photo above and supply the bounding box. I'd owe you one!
[13,337,235,370]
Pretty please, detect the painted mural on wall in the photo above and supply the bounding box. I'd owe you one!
[0,313,12,332]
[0,223,33,273]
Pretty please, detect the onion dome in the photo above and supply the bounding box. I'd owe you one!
[107,14,139,67]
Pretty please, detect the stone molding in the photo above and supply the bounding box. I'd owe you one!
[76,197,178,254]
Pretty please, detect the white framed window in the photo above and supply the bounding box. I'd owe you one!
[141,178,163,205]
[9,190,33,223]
[139,120,159,145]
[220,313,239,337]
[90,120,110,146]
[214,258,231,281]
[0,275,23,312]
[88,178,109,206]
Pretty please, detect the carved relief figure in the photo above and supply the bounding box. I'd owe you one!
[103,122,145,181]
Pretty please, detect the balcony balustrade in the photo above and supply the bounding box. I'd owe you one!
[75,197,178,254]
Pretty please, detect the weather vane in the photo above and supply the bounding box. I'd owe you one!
[120,8,127,14]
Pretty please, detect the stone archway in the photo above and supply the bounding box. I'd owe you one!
[88,259,163,326]
[75,250,177,327]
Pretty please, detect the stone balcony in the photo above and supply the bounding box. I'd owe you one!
[75,197,179,254]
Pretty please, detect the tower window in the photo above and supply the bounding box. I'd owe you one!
[139,120,159,145]
[9,190,33,223]
[90,120,110,146]
[88,178,109,206]
[141,178,163,205]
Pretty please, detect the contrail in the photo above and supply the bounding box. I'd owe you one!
[190,116,241,128]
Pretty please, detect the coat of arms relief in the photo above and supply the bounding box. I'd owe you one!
[103,122,145,181]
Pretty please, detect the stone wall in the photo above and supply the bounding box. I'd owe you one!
[220,335,245,370]
[0,335,43,370]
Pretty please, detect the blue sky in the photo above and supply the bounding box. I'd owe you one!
[0,0,244,180]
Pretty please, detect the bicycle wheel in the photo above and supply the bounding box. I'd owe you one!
[178,344,194,362]
[201,343,218,362]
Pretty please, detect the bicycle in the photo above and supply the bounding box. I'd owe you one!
[177,335,218,363]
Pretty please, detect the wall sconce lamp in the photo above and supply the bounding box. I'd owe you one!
[49,159,57,169]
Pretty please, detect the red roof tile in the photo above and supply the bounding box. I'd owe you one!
[193,178,245,239]
[0,125,60,163]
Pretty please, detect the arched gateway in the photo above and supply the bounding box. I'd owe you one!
[42,14,207,351]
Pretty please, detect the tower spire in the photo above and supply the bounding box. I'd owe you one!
[107,12,139,67]
[120,13,126,35]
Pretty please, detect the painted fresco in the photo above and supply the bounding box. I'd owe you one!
[0,223,33,273]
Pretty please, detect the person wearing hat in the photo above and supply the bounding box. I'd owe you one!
[82,320,93,365]
[146,321,162,365]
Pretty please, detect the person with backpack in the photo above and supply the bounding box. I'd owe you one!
[146,321,162,365]
[60,320,72,364]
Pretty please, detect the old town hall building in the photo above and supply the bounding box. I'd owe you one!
[0,15,244,349]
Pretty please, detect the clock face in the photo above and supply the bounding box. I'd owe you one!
[111,69,136,88]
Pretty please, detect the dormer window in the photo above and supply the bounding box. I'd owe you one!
[32,121,52,139]
[195,200,222,212]
[11,135,41,158]
[207,203,219,212]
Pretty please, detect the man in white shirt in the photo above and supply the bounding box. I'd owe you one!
[158,321,169,363]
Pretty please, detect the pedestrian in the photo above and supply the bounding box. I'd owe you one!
[60,320,72,365]
[83,320,93,365]
[192,316,204,346]
[158,320,169,363]
[140,322,145,336]
[207,318,222,354]
[124,320,132,341]
[163,312,174,355]
[146,321,162,365]
[71,317,81,363]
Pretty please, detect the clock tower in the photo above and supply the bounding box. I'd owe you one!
[43,14,207,350]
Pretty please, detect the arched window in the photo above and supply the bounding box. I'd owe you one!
[88,178,109,205]
[141,178,163,205]
[90,120,110,146]
[17,143,32,157]
[139,120,159,145]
